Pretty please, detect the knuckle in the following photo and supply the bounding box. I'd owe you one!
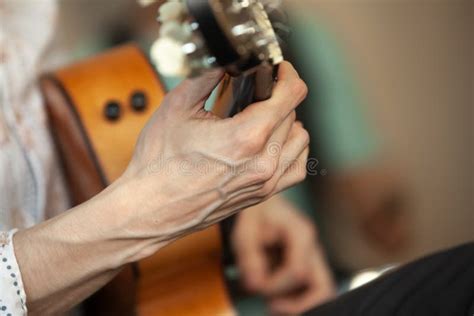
[257,162,277,183]
[246,136,267,155]
[256,180,276,198]
[233,127,249,146]
[258,172,273,185]
[257,120,274,140]
[233,130,266,157]
[244,172,266,187]
[297,126,310,146]
[294,120,304,130]
[293,78,308,100]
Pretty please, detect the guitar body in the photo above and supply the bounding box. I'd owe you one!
[41,44,235,316]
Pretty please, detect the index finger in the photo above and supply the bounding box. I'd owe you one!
[233,62,308,131]
[166,69,224,111]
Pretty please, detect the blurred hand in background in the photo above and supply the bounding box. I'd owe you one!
[232,195,335,315]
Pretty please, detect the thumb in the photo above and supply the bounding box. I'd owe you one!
[168,69,224,110]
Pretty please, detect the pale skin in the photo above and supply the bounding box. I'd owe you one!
[232,195,336,315]
[13,62,310,315]
[230,165,405,316]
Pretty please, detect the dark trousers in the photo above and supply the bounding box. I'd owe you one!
[305,243,474,316]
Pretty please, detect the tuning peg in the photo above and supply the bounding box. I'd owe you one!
[151,37,190,76]
[158,1,186,23]
[232,23,257,37]
[160,21,192,42]
[231,0,251,12]
[137,0,159,7]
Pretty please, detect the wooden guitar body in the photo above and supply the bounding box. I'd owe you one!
[41,44,235,316]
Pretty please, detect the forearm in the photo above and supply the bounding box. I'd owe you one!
[8,61,309,315]
[13,180,164,315]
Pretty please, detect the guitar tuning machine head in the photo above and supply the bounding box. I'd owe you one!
[219,0,284,68]
[150,1,218,77]
[230,0,251,12]
[149,0,285,77]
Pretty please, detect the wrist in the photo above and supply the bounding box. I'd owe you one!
[114,164,226,247]
[11,178,169,312]
[88,176,173,263]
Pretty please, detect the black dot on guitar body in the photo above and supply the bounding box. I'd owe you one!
[104,101,121,121]
[130,91,148,112]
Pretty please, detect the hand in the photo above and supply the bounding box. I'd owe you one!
[232,195,335,315]
[14,62,309,314]
[117,61,310,251]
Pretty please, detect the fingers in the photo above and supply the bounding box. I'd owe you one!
[269,246,336,315]
[263,110,296,156]
[269,288,329,316]
[258,121,309,196]
[216,121,308,211]
[274,145,309,194]
[261,215,315,296]
[267,121,309,196]
[269,263,335,315]
[167,69,224,110]
[233,62,308,135]
[271,121,309,175]
[232,212,268,290]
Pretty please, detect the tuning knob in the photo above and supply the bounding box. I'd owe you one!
[158,1,186,22]
[232,23,257,37]
[230,0,251,13]
[151,37,190,76]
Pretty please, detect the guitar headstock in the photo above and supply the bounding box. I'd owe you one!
[148,0,284,78]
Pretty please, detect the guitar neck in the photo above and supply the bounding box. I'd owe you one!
[225,64,277,117]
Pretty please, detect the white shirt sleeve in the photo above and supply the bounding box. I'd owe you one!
[0,231,27,316]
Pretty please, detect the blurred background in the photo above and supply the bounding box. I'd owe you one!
[295,0,472,269]
[44,0,472,278]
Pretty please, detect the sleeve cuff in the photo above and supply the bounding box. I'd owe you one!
[0,230,28,315]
